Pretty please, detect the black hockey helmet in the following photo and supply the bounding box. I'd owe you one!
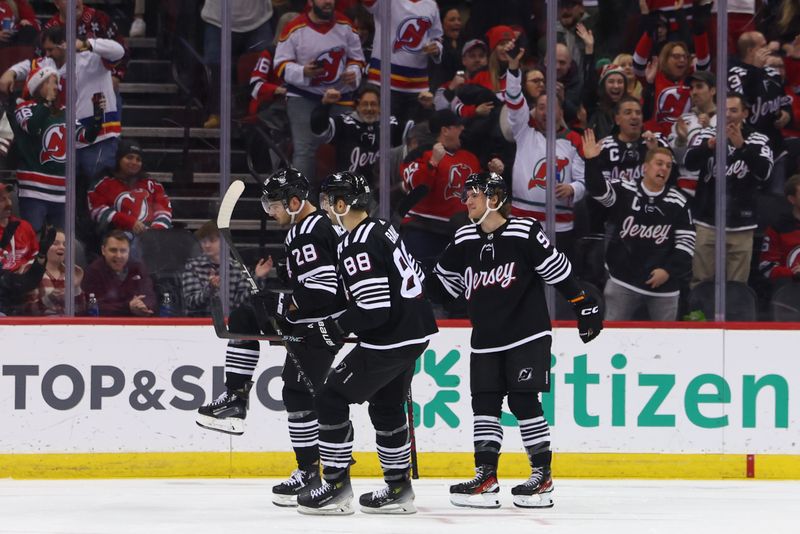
[261,167,310,210]
[320,171,371,210]
[461,171,508,204]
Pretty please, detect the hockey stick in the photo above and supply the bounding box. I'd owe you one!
[214,180,319,395]
[407,386,419,479]
[391,184,429,227]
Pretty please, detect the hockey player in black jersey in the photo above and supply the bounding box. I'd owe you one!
[583,131,696,320]
[428,171,603,509]
[196,168,346,507]
[296,171,438,516]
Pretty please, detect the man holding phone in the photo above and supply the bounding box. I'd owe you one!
[274,0,366,187]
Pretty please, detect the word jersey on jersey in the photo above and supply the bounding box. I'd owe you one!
[433,217,575,353]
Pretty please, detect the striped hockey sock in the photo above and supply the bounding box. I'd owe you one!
[473,415,503,467]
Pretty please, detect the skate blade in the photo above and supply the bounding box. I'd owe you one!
[360,500,417,515]
[195,415,244,436]
[297,501,354,516]
[271,493,298,507]
[449,493,501,509]
[512,493,554,509]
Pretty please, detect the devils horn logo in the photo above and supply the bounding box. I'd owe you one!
[40,124,67,164]
[312,47,346,86]
[529,157,570,190]
[394,17,433,53]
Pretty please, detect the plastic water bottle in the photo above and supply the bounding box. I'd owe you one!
[87,293,99,317]
[159,292,173,317]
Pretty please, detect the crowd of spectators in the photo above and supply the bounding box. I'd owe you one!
[0,0,799,320]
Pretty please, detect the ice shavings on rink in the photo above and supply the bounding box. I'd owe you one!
[2,478,799,534]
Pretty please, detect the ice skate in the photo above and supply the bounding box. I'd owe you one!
[272,467,321,507]
[195,383,251,436]
[449,465,501,508]
[359,480,416,514]
[511,466,554,508]
[297,477,354,515]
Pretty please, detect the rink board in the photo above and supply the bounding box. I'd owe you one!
[1,321,799,479]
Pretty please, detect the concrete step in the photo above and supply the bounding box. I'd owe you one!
[149,172,251,184]
[127,59,172,83]
[141,147,249,174]
[119,105,204,128]
[120,82,178,94]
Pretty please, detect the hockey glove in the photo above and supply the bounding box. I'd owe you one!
[571,292,603,344]
[304,317,344,354]
[251,290,291,334]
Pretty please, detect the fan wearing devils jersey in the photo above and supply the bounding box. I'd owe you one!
[759,175,800,283]
[684,94,774,287]
[584,132,694,320]
[363,0,442,125]
[274,0,365,182]
[504,49,585,261]
[427,172,602,510]
[8,65,102,231]
[247,47,286,117]
[632,3,710,136]
[728,31,793,155]
[310,85,402,186]
[400,109,503,270]
[88,140,172,238]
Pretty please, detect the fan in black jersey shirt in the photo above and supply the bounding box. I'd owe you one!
[427,171,603,509]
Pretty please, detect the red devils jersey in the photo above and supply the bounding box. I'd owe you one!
[0,216,38,273]
[248,48,282,115]
[759,215,800,281]
[88,175,173,232]
[401,148,481,222]
[633,31,710,135]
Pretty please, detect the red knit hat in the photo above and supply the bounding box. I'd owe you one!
[485,25,515,51]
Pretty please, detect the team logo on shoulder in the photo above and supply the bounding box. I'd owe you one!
[518,368,533,382]
[394,17,433,53]
[40,124,67,164]
[530,157,569,189]
[312,47,346,86]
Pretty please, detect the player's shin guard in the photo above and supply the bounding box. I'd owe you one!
[512,416,554,508]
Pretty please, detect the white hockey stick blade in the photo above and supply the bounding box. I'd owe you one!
[218,180,246,229]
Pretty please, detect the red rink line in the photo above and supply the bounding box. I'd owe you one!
[747,455,756,478]
[1,317,800,330]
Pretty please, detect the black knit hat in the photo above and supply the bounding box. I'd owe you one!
[116,138,143,163]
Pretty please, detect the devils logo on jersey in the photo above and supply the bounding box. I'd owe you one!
[445,163,471,200]
[394,17,432,53]
[788,246,800,271]
[529,157,569,189]
[312,47,346,86]
[656,85,691,124]
[40,123,67,164]
[115,190,150,222]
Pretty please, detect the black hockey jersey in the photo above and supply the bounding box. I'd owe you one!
[432,217,581,353]
[336,217,438,349]
[728,61,793,151]
[310,107,402,185]
[596,133,674,186]
[586,159,695,295]
[284,210,347,324]
[683,126,773,231]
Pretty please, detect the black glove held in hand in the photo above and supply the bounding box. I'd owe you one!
[305,317,344,353]
[36,225,56,262]
[571,292,603,343]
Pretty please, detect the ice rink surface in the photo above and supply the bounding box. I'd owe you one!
[2,478,798,534]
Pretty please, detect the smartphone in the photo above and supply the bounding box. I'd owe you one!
[314,60,325,69]
[509,41,521,58]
